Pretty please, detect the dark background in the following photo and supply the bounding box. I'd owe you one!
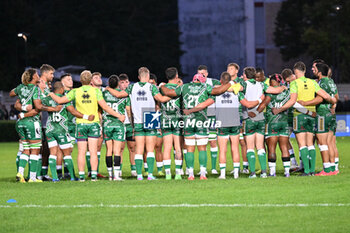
[0,0,182,90]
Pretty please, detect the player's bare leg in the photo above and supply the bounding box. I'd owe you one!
[184,137,196,179]
[135,135,145,180]
[105,140,114,180]
[218,136,228,179]
[315,133,331,176]
[173,135,182,179]
[332,134,339,172]
[279,136,291,177]
[239,129,249,174]
[16,140,30,183]
[155,136,164,176]
[111,140,123,181]
[230,135,240,179]
[127,140,136,176]
[87,137,99,181]
[267,136,278,177]
[77,140,88,181]
[145,136,157,180]
[96,135,106,178]
[56,148,63,179]
[163,134,173,179]
[255,133,267,178]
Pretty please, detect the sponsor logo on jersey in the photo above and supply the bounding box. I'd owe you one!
[143,111,161,129]
[137,90,147,101]
[82,91,91,103]
[221,93,232,104]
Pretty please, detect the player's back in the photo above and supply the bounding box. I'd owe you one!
[317,77,337,114]
[74,85,100,124]
[160,83,181,118]
[291,76,317,114]
[42,94,69,132]
[129,82,156,124]
[15,83,39,121]
[102,89,126,121]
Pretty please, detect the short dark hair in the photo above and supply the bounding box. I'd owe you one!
[40,64,55,74]
[293,61,306,72]
[255,67,264,74]
[281,69,293,79]
[60,73,71,81]
[243,67,256,79]
[220,72,231,84]
[313,59,325,64]
[197,65,208,71]
[165,67,178,80]
[118,73,129,81]
[315,63,329,76]
[53,81,63,91]
[150,73,157,83]
[108,75,119,89]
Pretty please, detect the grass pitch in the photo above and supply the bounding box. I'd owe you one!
[0,138,350,233]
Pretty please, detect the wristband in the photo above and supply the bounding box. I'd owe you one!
[258,98,262,104]
[83,115,89,120]
[19,113,25,119]
[21,105,27,111]
[307,111,314,117]
[229,81,235,85]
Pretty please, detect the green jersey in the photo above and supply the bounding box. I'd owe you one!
[175,82,213,121]
[102,88,127,125]
[14,83,40,122]
[160,83,182,121]
[42,93,71,133]
[64,90,76,126]
[317,77,338,115]
[266,88,290,123]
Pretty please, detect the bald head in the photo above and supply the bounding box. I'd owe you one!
[53,81,64,94]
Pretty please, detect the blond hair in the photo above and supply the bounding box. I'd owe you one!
[80,70,92,85]
[21,68,37,85]
[138,67,150,78]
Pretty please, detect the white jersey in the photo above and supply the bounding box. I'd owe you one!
[216,92,240,127]
[129,82,156,124]
[242,80,264,121]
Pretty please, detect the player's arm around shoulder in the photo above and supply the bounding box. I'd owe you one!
[105,86,128,98]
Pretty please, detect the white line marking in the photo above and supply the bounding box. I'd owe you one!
[1,203,350,208]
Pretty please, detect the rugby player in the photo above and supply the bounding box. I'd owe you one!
[103,75,127,181]
[227,63,249,173]
[118,74,137,177]
[197,65,220,174]
[105,67,171,180]
[160,67,183,180]
[273,62,337,176]
[48,70,125,181]
[43,81,94,181]
[161,73,234,180]
[240,67,286,178]
[299,63,339,176]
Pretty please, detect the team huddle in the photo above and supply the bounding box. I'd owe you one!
[11,60,340,182]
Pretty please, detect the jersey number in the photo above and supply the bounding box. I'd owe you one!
[107,102,119,112]
[52,112,61,122]
[166,101,176,111]
[187,96,198,108]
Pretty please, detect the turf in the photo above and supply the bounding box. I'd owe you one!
[0,138,350,233]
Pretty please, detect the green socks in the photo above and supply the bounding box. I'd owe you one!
[210,147,218,170]
[29,154,38,180]
[49,155,58,180]
[199,150,207,168]
[135,154,143,176]
[185,152,194,169]
[308,146,316,173]
[18,153,29,175]
[146,152,155,175]
[247,150,256,173]
[300,147,310,174]
[257,149,267,173]
[64,155,76,179]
